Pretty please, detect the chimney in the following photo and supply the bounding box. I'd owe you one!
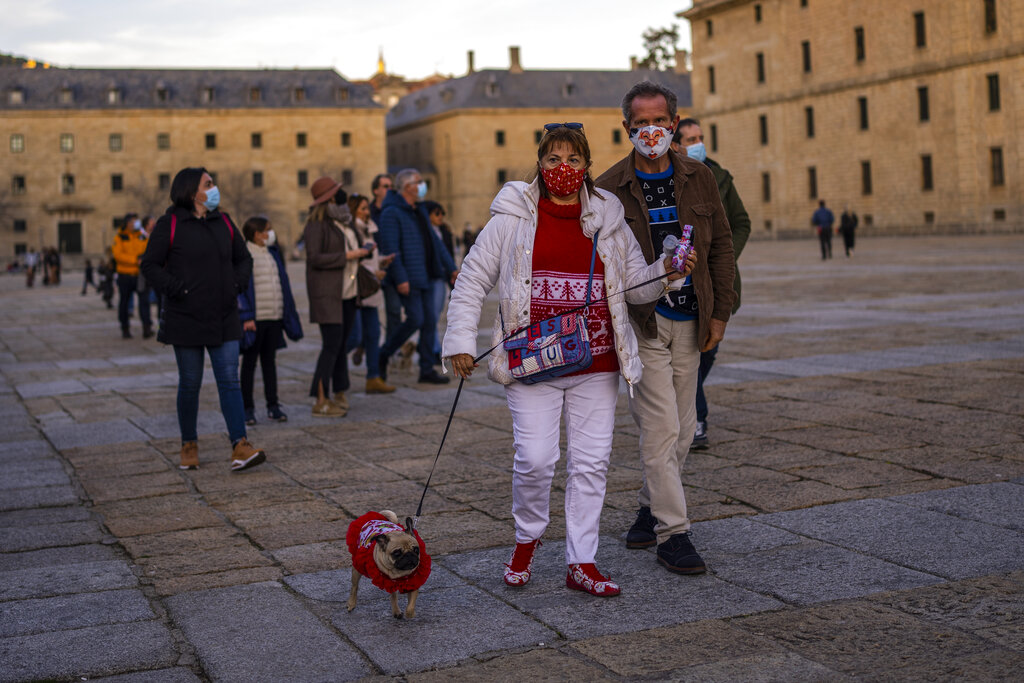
[467,50,475,74]
[509,46,523,73]
[630,55,638,71]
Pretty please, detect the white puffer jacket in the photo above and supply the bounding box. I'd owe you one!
[442,179,671,389]
[247,242,283,321]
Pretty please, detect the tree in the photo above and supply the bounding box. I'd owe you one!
[124,174,167,218]
[638,24,680,71]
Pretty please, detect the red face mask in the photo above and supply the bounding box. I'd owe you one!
[541,163,587,197]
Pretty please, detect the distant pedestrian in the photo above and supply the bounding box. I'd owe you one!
[98,249,115,309]
[81,259,97,295]
[370,173,403,347]
[839,208,858,257]
[24,248,38,287]
[812,200,835,260]
[112,213,153,338]
[238,216,303,425]
[423,200,456,364]
[140,166,266,473]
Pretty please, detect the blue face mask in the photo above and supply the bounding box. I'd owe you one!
[202,185,220,211]
[416,181,428,201]
[685,142,707,163]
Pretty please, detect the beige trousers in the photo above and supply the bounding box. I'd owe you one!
[629,317,700,543]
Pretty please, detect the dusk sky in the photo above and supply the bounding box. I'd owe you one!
[0,0,694,80]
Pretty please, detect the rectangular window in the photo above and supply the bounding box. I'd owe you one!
[158,173,170,190]
[985,0,997,33]
[157,133,170,150]
[10,133,24,153]
[708,65,716,94]
[706,19,713,37]
[155,88,168,103]
[914,11,926,47]
[14,219,26,233]
[342,169,353,186]
[341,131,351,147]
[251,132,262,149]
[297,170,308,187]
[801,0,808,6]
[495,130,506,146]
[761,172,771,203]
[205,133,216,149]
[107,88,120,105]
[861,160,872,195]
[991,147,1004,186]
[293,88,305,102]
[918,86,930,122]
[534,130,543,144]
[710,123,718,152]
[296,132,307,148]
[987,73,1000,111]
[12,175,26,195]
[60,133,74,153]
[111,174,123,192]
[755,4,762,22]
[756,53,765,83]
[805,106,815,138]
[60,88,73,104]
[802,41,812,73]
[759,114,768,145]
[994,208,1006,221]
[62,174,75,195]
[201,87,214,104]
[109,133,123,152]
[858,96,869,130]
[855,26,865,61]
[808,166,818,199]
[612,129,622,144]
[249,87,261,103]
[252,172,263,188]
[497,169,508,184]
[924,211,935,224]
[921,154,933,191]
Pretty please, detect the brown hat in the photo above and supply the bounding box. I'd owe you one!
[310,176,343,206]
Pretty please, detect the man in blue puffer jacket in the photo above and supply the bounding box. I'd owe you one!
[377,168,457,384]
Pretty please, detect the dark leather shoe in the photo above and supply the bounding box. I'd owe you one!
[378,355,389,381]
[418,370,450,385]
[657,532,706,575]
[626,506,658,549]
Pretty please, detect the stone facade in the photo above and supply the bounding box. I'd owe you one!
[682,0,1023,237]
[0,68,386,258]
[386,50,692,231]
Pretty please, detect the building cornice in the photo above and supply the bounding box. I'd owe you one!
[680,0,757,21]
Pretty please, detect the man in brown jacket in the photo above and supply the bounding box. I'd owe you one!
[596,81,735,576]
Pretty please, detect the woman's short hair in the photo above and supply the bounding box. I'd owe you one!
[170,167,208,211]
[242,216,270,243]
[422,200,445,216]
[534,125,598,200]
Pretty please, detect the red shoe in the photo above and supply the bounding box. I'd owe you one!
[566,563,620,597]
[503,539,542,586]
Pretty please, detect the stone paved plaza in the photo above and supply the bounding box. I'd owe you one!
[1,234,1023,681]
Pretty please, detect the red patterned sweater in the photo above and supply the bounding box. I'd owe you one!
[346,511,431,594]
[530,198,619,376]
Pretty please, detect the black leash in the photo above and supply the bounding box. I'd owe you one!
[414,268,673,522]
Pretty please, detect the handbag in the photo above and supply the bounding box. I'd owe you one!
[503,230,599,384]
[356,264,380,300]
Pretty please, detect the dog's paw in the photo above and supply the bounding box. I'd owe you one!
[346,600,356,612]
[392,611,403,619]
[404,608,415,619]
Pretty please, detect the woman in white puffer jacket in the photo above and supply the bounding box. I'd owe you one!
[443,124,694,597]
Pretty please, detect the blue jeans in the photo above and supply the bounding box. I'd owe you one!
[381,287,436,374]
[381,281,403,340]
[174,341,246,445]
[695,342,719,423]
[349,306,383,379]
[431,278,447,361]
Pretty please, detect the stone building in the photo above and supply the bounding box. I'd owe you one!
[0,68,384,258]
[386,47,692,231]
[681,0,1022,237]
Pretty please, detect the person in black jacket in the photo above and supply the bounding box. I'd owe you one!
[140,167,266,473]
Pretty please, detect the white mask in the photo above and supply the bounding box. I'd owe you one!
[265,229,276,247]
[629,125,673,160]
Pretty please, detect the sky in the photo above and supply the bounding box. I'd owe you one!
[0,0,694,80]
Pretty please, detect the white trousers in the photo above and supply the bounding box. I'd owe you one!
[504,371,619,565]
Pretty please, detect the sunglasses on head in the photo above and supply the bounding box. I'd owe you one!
[543,122,584,131]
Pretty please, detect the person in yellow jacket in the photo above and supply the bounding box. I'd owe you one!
[112,212,153,338]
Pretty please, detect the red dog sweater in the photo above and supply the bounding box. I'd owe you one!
[346,511,431,594]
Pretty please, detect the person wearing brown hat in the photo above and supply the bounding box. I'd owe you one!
[303,176,373,416]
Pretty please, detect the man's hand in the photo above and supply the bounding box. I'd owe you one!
[243,320,256,332]
[397,281,410,296]
[702,318,726,352]
[450,353,477,379]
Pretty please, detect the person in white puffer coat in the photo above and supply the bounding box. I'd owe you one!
[443,124,694,598]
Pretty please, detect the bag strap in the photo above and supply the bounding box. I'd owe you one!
[585,229,599,307]
[170,215,176,246]
[170,213,234,247]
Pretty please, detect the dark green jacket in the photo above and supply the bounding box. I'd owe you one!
[706,158,750,314]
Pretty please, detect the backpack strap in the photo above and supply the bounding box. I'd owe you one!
[221,213,235,241]
[170,215,177,246]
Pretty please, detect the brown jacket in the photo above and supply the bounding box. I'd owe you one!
[304,218,355,324]
[595,149,735,344]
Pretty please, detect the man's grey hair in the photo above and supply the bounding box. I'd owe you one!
[395,168,420,191]
[621,81,679,124]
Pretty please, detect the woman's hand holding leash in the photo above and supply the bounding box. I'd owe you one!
[450,353,477,379]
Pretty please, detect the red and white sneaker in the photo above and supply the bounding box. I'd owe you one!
[503,539,542,586]
[566,563,621,597]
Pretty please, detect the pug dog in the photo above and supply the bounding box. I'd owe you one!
[345,510,432,619]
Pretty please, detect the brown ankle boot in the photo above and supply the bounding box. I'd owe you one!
[230,438,266,472]
[365,377,396,394]
[180,441,199,470]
